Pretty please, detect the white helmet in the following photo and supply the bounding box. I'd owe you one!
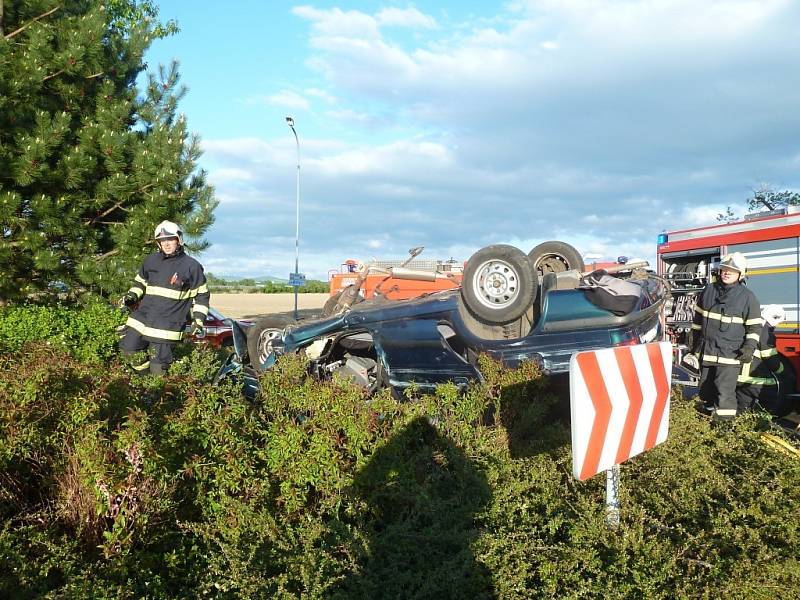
[153,220,183,244]
[761,304,786,327]
[719,252,747,276]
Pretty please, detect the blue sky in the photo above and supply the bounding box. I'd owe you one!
[145,0,800,280]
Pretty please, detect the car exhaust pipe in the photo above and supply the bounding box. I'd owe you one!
[388,267,438,281]
[602,260,649,274]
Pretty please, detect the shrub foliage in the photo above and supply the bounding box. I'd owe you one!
[0,305,798,598]
[0,299,124,363]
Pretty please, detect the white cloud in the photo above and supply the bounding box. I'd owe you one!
[323,108,383,127]
[314,139,452,176]
[305,87,337,103]
[209,168,254,184]
[292,5,381,39]
[258,90,311,110]
[681,205,729,226]
[376,7,437,29]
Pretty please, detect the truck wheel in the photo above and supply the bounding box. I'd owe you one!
[528,241,584,276]
[461,244,537,324]
[247,315,295,370]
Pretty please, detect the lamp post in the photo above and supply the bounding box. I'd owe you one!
[286,116,300,320]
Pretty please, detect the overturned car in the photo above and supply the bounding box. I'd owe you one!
[217,243,669,397]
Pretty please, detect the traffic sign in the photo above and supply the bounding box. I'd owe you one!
[288,272,306,287]
[570,342,672,481]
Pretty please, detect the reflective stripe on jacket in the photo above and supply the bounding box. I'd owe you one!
[692,280,760,366]
[125,248,210,343]
[738,324,784,385]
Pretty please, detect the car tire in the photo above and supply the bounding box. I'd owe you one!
[247,314,295,370]
[461,244,537,325]
[528,240,584,276]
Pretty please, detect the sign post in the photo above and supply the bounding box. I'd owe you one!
[606,465,620,528]
[289,272,305,319]
[569,342,672,528]
[288,272,306,287]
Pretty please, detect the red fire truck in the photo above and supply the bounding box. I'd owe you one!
[657,206,800,388]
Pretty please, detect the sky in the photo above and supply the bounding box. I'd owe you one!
[144,0,800,280]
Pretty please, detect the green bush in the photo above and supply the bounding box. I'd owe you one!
[206,278,330,294]
[259,279,329,294]
[0,300,124,363]
[0,325,798,598]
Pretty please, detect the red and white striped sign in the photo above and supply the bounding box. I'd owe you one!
[570,342,672,481]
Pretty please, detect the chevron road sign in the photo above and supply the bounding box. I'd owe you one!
[570,341,673,481]
[569,341,673,527]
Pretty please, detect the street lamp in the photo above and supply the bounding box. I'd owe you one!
[286,116,300,320]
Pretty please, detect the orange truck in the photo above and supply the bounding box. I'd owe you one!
[328,254,464,301]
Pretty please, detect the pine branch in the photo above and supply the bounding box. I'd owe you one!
[4,6,61,40]
[46,70,105,83]
[42,67,67,82]
[86,201,131,224]
[93,248,119,261]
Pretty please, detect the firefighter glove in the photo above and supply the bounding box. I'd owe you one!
[190,319,205,338]
[737,345,754,364]
[118,292,138,309]
[681,353,700,376]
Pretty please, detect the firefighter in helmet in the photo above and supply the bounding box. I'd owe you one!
[118,220,210,375]
[687,252,761,422]
[736,304,796,416]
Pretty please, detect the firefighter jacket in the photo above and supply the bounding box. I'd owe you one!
[738,324,784,386]
[124,247,210,343]
[691,280,760,366]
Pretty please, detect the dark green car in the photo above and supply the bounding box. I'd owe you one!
[218,267,668,398]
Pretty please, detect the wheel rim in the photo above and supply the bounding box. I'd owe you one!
[535,253,570,274]
[471,258,521,310]
[257,328,282,364]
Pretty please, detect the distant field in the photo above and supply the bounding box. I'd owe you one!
[211,292,329,319]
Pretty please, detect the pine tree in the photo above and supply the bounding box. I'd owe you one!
[747,186,800,212]
[0,1,216,303]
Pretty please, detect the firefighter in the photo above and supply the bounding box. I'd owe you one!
[736,304,796,416]
[118,220,210,375]
[688,252,761,423]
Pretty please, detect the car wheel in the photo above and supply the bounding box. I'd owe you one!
[528,241,584,276]
[461,244,537,325]
[247,315,295,370]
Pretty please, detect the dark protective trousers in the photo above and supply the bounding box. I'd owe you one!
[737,369,797,417]
[699,364,740,421]
[119,327,176,375]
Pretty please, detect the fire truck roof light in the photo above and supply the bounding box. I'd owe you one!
[657,232,668,245]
